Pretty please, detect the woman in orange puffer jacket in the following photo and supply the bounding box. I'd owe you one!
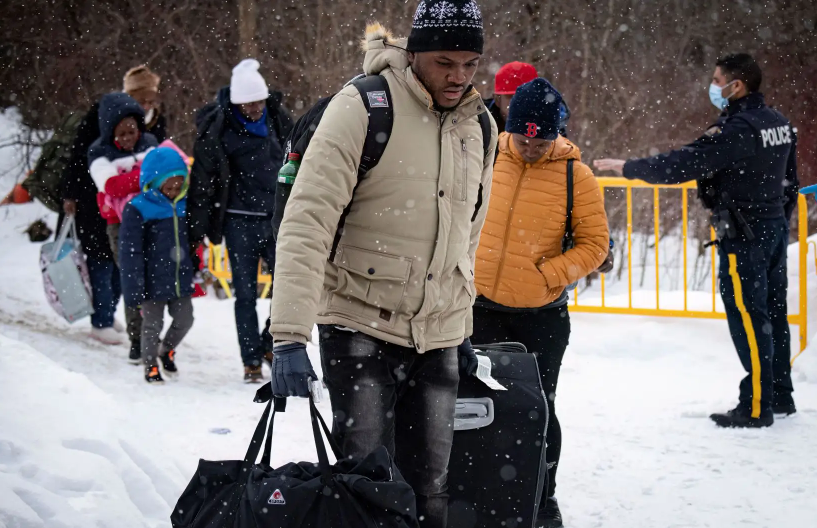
[470,79,609,528]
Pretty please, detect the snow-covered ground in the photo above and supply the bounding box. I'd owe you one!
[1,110,816,527]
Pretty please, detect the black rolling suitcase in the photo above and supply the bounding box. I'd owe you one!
[448,343,549,528]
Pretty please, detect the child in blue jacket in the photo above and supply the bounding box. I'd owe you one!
[120,147,195,383]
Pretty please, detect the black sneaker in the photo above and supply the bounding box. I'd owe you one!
[160,349,178,377]
[128,340,141,365]
[772,402,797,416]
[536,497,564,528]
[145,366,165,384]
[710,406,773,428]
[244,365,263,383]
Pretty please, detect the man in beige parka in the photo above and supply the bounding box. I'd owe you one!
[268,1,496,526]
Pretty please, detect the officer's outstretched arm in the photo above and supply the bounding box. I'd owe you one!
[622,120,756,185]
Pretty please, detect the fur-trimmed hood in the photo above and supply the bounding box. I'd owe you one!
[361,22,409,76]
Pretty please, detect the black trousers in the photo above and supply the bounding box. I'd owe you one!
[471,304,570,502]
[718,217,794,416]
[318,325,459,528]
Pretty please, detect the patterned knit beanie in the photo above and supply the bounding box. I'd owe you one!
[407,0,484,54]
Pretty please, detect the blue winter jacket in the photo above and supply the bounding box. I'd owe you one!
[119,166,194,307]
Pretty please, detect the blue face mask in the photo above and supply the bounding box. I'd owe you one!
[708,81,736,110]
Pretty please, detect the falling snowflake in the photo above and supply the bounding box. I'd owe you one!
[429,1,458,20]
[412,1,427,23]
[461,0,481,20]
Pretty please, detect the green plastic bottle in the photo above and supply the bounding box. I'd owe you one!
[277,153,300,185]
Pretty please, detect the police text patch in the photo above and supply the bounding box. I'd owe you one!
[761,125,792,148]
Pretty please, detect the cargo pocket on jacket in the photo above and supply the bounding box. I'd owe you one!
[441,256,476,333]
[333,246,411,321]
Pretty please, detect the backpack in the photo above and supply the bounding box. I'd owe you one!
[273,74,493,258]
[23,110,85,212]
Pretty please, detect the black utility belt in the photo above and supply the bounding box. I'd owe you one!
[709,205,783,241]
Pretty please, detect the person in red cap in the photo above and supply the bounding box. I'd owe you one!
[485,61,538,131]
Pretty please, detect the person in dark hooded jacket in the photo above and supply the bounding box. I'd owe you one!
[85,92,158,351]
[188,58,293,383]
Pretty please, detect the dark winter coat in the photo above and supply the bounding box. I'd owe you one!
[119,176,194,308]
[60,102,111,260]
[146,109,168,144]
[188,86,294,244]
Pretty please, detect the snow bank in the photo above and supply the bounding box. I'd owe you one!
[0,333,187,528]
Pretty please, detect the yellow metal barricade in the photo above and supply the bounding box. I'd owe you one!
[205,179,809,355]
[572,177,808,354]
[207,243,272,299]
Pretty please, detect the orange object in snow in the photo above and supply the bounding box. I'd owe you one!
[1,184,32,205]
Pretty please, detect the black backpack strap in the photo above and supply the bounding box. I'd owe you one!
[351,75,393,178]
[563,159,575,252]
[329,75,394,261]
[478,110,492,159]
[470,110,493,222]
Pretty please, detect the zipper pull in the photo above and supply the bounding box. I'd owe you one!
[461,139,467,151]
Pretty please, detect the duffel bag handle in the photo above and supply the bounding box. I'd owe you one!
[472,341,528,354]
[249,383,344,482]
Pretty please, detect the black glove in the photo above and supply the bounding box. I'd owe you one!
[271,342,317,398]
[458,338,479,377]
[261,317,273,354]
[597,239,615,274]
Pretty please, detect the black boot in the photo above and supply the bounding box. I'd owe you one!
[772,402,797,416]
[536,497,563,528]
[160,349,178,378]
[128,340,141,365]
[710,406,773,428]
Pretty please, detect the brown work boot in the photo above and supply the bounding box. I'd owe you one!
[243,365,263,384]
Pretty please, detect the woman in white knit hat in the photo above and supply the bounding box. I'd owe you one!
[187,58,294,383]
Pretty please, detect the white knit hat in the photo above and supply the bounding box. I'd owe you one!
[230,59,269,104]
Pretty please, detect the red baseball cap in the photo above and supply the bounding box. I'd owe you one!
[494,62,539,95]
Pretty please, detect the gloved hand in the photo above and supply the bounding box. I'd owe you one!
[261,317,273,354]
[597,239,615,274]
[458,338,479,377]
[271,342,317,398]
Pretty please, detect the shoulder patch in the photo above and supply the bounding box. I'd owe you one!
[704,126,722,136]
[366,91,389,108]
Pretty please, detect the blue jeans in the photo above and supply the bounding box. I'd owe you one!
[223,214,276,366]
[318,325,459,528]
[86,258,121,329]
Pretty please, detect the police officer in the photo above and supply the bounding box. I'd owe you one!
[594,53,798,428]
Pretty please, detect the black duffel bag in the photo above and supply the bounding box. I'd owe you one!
[171,383,419,528]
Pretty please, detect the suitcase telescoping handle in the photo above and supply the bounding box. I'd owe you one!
[454,398,494,431]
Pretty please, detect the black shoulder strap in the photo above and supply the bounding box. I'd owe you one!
[563,159,574,252]
[478,110,492,159]
[351,75,393,178]
[470,110,493,222]
[329,75,394,261]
